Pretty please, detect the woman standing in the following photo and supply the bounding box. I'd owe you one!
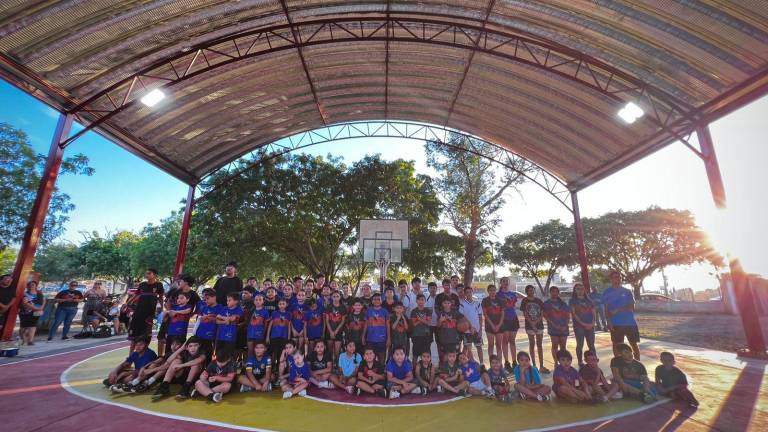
[19,281,45,345]
[569,283,596,367]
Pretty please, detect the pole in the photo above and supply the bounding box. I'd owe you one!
[173,185,196,278]
[571,192,591,293]
[696,124,767,358]
[2,113,73,341]
[491,243,497,287]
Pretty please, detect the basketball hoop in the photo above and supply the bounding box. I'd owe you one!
[359,219,409,289]
[375,247,391,286]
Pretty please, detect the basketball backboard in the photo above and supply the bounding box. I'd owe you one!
[359,219,409,264]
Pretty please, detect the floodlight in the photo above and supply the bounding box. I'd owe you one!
[618,101,644,124]
[140,88,166,107]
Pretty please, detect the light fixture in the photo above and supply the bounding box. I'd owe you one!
[140,88,166,107]
[617,101,644,124]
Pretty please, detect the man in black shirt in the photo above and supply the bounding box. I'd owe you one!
[434,278,460,313]
[0,274,15,334]
[129,268,164,353]
[48,281,85,340]
[213,262,243,305]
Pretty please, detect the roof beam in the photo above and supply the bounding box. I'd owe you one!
[443,0,496,126]
[384,0,390,120]
[279,0,327,125]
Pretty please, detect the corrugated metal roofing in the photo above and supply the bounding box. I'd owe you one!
[0,1,766,188]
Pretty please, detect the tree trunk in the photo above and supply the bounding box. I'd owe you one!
[630,282,642,298]
[463,240,476,285]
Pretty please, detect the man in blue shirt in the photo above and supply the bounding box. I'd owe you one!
[602,271,640,359]
[589,287,607,331]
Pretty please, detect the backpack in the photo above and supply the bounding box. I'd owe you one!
[73,330,93,339]
[93,325,112,338]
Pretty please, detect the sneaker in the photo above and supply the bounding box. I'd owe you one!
[298,389,307,397]
[436,385,444,393]
[240,384,252,393]
[412,387,422,395]
[266,383,273,391]
[176,384,190,400]
[151,383,170,400]
[602,395,609,403]
[346,385,354,394]
[642,392,655,404]
[544,394,552,401]
[47,337,53,342]
[212,392,223,403]
[130,383,148,393]
[460,390,469,397]
[540,366,551,374]
[61,336,70,340]
[321,380,333,389]
[536,394,543,401]
[282,391,293,399]
[484,389,495,399]
[612,391,623,400]
[519,392,527,400]
[355,387,362,396]
[190,389,198,399]
[421,386,429,396]
[504,361,513,373]
[389,390,401,399]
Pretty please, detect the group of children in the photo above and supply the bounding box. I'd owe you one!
[100,274,698,408]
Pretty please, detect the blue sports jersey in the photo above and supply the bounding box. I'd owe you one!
[602,287,637,326]
[497,290,519,320]
[513,365,542,385]
[386,358,413,380]
[216,305,243,342]
[269,310,291,339]
[461,360,482,383]
[365,307,389,343]
[588,291,603,306]
[195,302,222,340]
[247,307,270,340]
[289,302,307,333]
[245,354,272,377]
[167,303,192,336]
[543,298,570,335]
[288,362,311,383]
[569,297,595,327]
[304,307,324,339]
[126,348,158,370]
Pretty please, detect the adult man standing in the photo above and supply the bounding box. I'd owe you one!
[603,271,641,359]
[128,269,164,353]
[213,262,243,306]
[48,280,84,341]
[0,274,15,335]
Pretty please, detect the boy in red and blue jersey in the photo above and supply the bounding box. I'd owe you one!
[289,290,308,354]
[304,298,325,348]
[216,293,243,353]
[247,294,270,357]
[194,288,221,360]
[267,298,292,363]
[363,293,390,363]
[166,292,193,353]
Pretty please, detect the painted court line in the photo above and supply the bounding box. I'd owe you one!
[60,348,671,432]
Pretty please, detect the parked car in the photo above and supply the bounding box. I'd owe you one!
[639,293,676,302]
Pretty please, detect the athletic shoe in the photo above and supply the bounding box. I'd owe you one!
[151,382,170,400]
[543,394,552,401]
[176,383,191,400]
[298,389,307,397]
[601,395,609,403]
[519,392,527,400]
[62,336,70,340]
[436,385,443,393]
[282,391,293,399]
[266,383,273,391]
[540,366,551,374]
[110,384,128,393]
[355,387,362,396]
[346,385,354,394]
[421,386,429,396]
[212,392,223,403]
[483,389,495,399]
[389,390,400,399]
[612,391,623,400]
[412,387,422,395]
[320,380,333,389]
[536,394,543,401]
[642,392,655,404]
[240,384,252,393]
[130,383,148,393]
[460,390,469,397]
[189,389,198,399]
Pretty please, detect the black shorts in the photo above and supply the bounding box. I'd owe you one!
[236,328,248,350]
[157,319,169,340]
[501,319,520,332]
[216,340,237,354]
[462,332,483,346]
[325,330,344,341]
[20,315,39,328]
[610,325,640,344]
[127,317,153,341]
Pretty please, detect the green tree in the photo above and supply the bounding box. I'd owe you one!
[131,215,181,280]
[425,133,529,284]
[0,122,94,251]
[193,153,454,279]
[33,243,82,285]
[500,220,577,295]
[583,207,723,297]
[74,231,137,285]
[1,248,17,274]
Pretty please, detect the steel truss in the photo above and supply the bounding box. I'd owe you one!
[61,15,695,152]
[195,120,574,212]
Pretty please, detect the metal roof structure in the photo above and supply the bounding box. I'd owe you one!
[1,1,767,190]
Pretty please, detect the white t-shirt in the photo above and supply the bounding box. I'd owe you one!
[459,298,482,332]
[425,293,437,326]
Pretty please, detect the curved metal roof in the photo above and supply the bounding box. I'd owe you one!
[1,1,766,189]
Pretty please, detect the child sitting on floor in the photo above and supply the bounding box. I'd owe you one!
[553,349,591,403]
[152,336,207,400]
[237,341,273,393]
[329,340,360,394]
[655,351,699,407]
[307,339,334,389]
[282,351,311,399]
[610,343,656,404]
[104,335,157,391]
[192,347,236,403]
[579,350,619,403]
[385,346,422,399]
[356,347,387,397]
[487,355,512,402]
[437,350,469,395]
[415,350,437,395]
[122,337,184,393]
[459,351,493,397]
[513,351,551,401]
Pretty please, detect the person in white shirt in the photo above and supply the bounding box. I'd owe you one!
[459,285,484,364]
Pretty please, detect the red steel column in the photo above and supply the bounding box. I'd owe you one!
[173,185,195,278]
[571,192,591,293]
[2,113,73,341]
[697,124,767,357]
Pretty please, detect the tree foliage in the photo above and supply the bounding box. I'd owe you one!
[1,247,17,274]
[0,122,94,251]
[583,207,723,297]
[500,219,577,295]
[425,133,529,284]
[33,243,81,285]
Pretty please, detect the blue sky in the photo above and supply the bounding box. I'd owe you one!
[1,79,766,292]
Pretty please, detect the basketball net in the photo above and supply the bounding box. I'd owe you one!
[375,247,390,287]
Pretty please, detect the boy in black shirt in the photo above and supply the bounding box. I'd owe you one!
[192,347,236,403]
[655,352,698,407]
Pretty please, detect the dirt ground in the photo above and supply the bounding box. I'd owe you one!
[635,311,768,352]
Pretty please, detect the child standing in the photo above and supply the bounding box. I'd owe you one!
[513,351,552,401]
[289,290,308,354]
[267,298,292,363]
[247,294,270,361]
[415,350,437,395]
[363,293,390,363]
[610,343,656,404]
[436,298,464,361]
[553,350,591,403]
[356,347,387,397]
[304,299,325,350]
[459,286,484,364]
[543,286,570,369]
[216,293,244,354]
[166,292,192,353]
[579,350,619,403]
[281,351,310,399]
[345,300,366,352]
[409,294,433,362]
[324,291,347,361]
[192,348,236,403]
[655,352,698,407]
[390,302,410,358]
[481,284,504,363]
[385,347,421,398]
[569,283,596,367]
[330,340,360,394]
[520,285,547,373]
[194,289,221,359]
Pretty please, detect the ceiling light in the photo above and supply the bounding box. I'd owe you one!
[618,101,644,124]
[140,88,166,107]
